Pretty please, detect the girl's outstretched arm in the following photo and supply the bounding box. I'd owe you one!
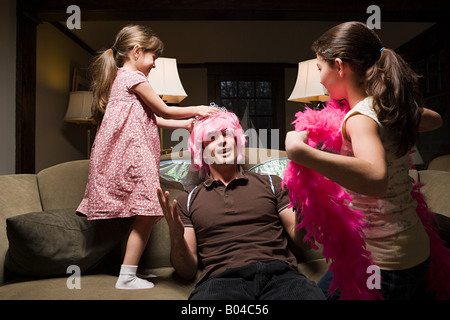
[133,82,217,119]
[155,116,194,130]
[285,114,388,196]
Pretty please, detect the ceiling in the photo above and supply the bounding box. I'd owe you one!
[19,0,446,64]
[20,0,450,23]
[66,20,435,65]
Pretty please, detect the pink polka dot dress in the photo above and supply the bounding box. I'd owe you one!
[77,68,163,220]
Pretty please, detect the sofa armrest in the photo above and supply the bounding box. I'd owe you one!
[0,174,42,285]
[418,170,450,218]
[427,154,450,171]
[37,160,90,211]
[418,170,450,247]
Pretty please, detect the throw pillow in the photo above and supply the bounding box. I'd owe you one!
[5,208,133,277]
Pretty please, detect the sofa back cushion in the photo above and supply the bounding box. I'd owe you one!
[242,147,287,171]
[37,160,90,211]
[427,154,450,172]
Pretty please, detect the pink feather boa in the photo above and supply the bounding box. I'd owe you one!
[283,99,381,299]
[283,99,450,299]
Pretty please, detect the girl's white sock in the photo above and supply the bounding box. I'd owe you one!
[115,265,155,289]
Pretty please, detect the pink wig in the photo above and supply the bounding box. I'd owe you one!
[189,109,246,177]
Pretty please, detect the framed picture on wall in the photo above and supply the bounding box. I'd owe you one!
[71,67,90,91]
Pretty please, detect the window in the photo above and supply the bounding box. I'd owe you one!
[220,80,272,132]
[207,64,286,149]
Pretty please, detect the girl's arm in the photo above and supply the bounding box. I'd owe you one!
[285,114,388,196]
[155,116,194,130]
[133,82,217,119]
[420,108,442,132]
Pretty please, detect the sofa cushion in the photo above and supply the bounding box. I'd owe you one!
[0,268,197,300]
[5,208,133,277]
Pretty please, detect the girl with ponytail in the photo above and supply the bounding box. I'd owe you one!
[77,25,217,290]
[285,21,442,299]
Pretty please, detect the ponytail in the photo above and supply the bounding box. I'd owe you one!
[365,48,422,157]
[312,21,423,158]
[89,48,117,123]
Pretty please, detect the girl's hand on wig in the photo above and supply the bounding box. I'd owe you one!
[186,118,195,132]
[195,105,219,117]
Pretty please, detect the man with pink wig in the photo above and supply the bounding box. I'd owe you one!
[157,108,325,300]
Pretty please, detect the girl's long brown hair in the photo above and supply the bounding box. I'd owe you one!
[88,25,164,123]
[312,21,423,157]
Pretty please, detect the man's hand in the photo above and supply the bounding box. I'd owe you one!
[157,188,185,239]
[156,187,199,280]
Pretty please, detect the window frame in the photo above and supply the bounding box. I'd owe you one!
[207,63,286,150]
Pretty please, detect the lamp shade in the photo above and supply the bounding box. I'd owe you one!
[148,57,187,104]
[288,58,329,103]
[64,91,94,124]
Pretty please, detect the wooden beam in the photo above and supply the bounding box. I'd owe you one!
[19,0,450,23]
[15,12,38,173]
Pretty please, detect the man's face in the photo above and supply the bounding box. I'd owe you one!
[202,129,237,166]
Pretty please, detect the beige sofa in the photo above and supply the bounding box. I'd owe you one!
[0,150,449,300]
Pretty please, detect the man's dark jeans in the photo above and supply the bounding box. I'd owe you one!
[189,260,326,300]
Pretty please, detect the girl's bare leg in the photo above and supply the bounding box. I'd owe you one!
[115,216,159,289]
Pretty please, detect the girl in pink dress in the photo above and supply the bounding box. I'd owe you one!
[77,25,217,289]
